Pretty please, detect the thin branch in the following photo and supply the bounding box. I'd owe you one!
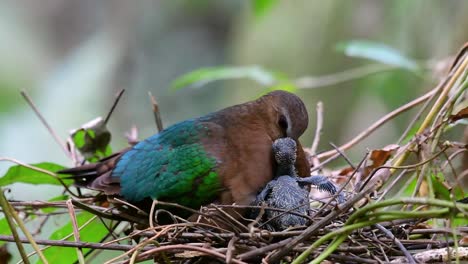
[309,102,324,169]
[20,90,71,158]
[148,91,164,132]
[374,224,415,264]
[310,101,324,154]
[104,89,125,125]
[317,87,439,160]
[131,244,248,264]
[329,142,355,170]
[390,247,468,263]
[0,189,30,263]
[66,200,85,264]
[0,235,151,251]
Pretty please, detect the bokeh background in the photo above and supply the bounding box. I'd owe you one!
[1,0,467,204]
[1,1,468,262]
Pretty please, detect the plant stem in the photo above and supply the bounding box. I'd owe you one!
[0,189,30,264]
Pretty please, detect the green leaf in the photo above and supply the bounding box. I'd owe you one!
[453,216,468,228]
[336,40,419,71]
[171,66,279,90]
[431,173,465,201]
[38,212,110,264]
[253,0,278,17]
[400,175,417,197]
[71,117,112,162]
[0,162,72,187]
[0,218,11,245]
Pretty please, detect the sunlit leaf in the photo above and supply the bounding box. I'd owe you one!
[253,0,278,17]
[336,40,419,71]
[71,117,112,162]
[38,212,110,264]
[0,162,72,187]
[171,66,279,90]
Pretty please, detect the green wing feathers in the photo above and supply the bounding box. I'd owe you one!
[112,119,221,208]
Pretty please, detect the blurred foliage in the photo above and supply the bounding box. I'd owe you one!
[336,40,419,71]
[172,65,279,90]
[252,0,279,18]
[0,1,467,263]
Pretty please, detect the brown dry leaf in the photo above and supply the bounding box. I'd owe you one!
[449,106,468,122]
[459,235,468,246]
[363,144,400,176]
[369,144,400,168]
[333,144,399,185]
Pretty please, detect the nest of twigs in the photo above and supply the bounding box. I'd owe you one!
[1,44,468,264]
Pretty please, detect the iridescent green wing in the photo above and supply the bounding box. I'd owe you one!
[112,119,221,208]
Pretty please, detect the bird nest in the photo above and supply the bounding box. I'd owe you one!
[1,44,468,264]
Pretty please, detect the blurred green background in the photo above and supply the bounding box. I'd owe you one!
[1,0,467,202]
[1,1,468,262]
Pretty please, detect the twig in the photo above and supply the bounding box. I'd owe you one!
[374,224,415,264]
[149,200,157,229]
[310,102,324,168]
[130,244,248,264]
[0,189,30,263]
[328,253,379,264]
[310,102,324,155]
[104,89,125,125]
[376,169,409,202]
[148,91,164,132]
[20,90,71,158]
[238,237,294,261]
[390,247,468,263]
[104,224,179,264]
[0,235,152,251]
[225,236,238,263]
[369,230,390,262]
[329,142,355,170]
[317,88,439,160]
[358,144,448,193]
[311,151,369,219]
[66,200,85,264]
